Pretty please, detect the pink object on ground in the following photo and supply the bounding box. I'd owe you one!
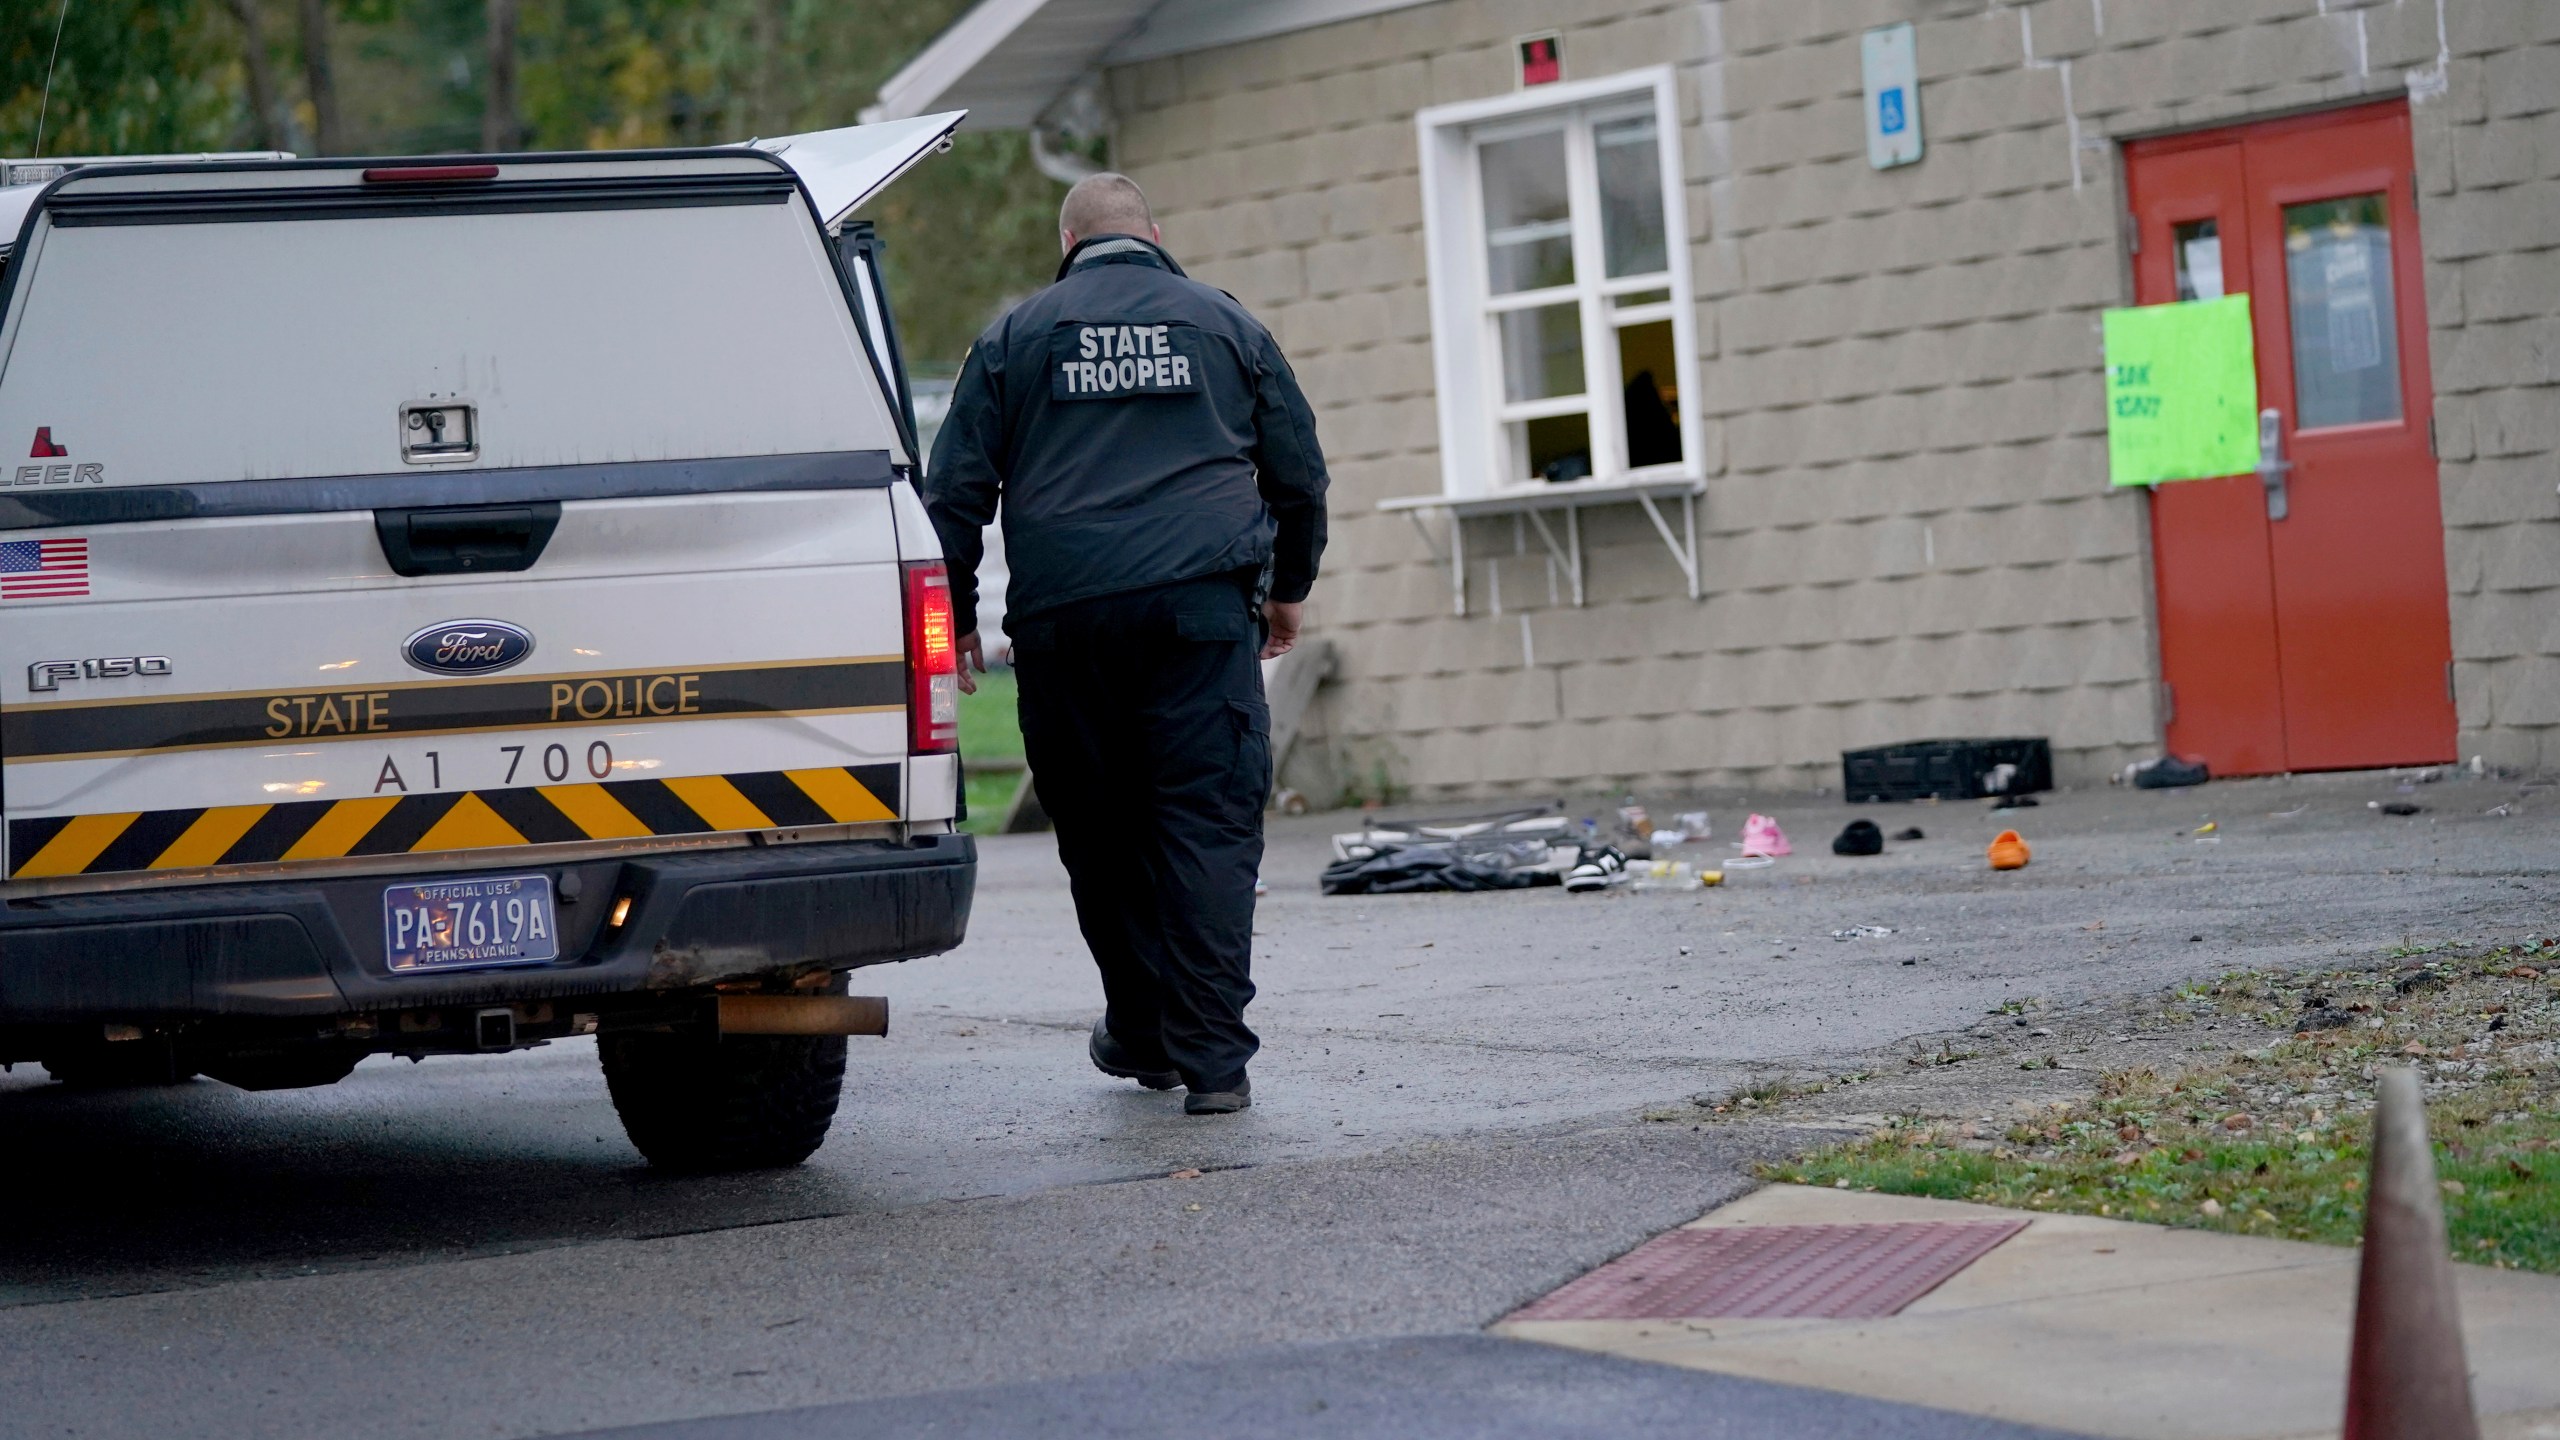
[1740,813,1791,856]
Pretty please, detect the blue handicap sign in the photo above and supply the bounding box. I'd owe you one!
[1878,86,1907,135]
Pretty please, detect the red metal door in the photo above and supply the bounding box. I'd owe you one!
[2127,102,2455,774]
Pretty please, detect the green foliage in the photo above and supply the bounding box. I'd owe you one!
[5,0,1062,367]
[956,666,1021,761]
[3,0,242,156]
[955,667,1024,836]
[871,130,1067,367]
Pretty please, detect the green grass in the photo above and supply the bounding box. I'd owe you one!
[1758,954,2560,1272]
[958,668,1022,759]
[957,669,1024,836]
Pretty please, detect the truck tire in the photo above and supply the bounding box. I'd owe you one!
[599,1028,847,1172]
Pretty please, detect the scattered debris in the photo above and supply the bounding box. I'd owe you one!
[1168,1168,1202,1180]
[1740,814,1792,857]
[2371,800,2424,816]
[1322,808,1587,895]
[1988,829,2030,871]
[2193,820,2218,835]
[1564,846,1630,894]
[1274,788,1310,816]
[1832,819,1884,856]
[1831,925,1896,941]
[1991,793,2040,810]
[1892,826,1926,842]
[2122,755,2210,789]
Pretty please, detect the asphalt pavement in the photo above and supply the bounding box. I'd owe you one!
[0,772,2548,1437]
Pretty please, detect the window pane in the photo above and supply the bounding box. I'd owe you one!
[1481,130,1573,294]
[1522,412,1592,484]
[2174,219,2223,301]
[2284,194,2401,428]
[1611,287,1671,310]
[1595,115,1668,279]
[1618,319,1682,468]
[1500,303,1585,403]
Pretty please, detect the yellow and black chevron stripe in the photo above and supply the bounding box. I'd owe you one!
[5,763,901,880]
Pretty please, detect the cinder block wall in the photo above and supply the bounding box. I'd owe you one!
[1106,0,2558,801]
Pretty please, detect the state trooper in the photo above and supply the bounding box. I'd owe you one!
[924,173,1329,1115]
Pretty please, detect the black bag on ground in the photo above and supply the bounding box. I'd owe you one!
[1832,819,1884,856]
[1319,838,1560,896]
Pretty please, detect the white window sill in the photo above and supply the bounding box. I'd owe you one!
[1377,472,1703,614]
[1376,470,1703,516]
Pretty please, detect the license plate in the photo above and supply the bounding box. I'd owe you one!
[382,874,560,973]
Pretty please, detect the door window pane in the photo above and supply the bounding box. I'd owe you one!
[1481,131,1573,294]
[1499,303,1585,403]
[2284,194,2401,428]
[1595,115,1668,279]
[1618,319,1682,467]
[2174,219,2223,301]
[1522,413,1592,484]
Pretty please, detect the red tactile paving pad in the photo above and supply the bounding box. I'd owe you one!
[1509,1220,2028,1322]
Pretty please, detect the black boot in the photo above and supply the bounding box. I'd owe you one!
[1088,1017,1181,1090]
[1184,1074,1251,1115]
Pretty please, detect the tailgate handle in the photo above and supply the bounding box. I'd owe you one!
[375,503,562,577]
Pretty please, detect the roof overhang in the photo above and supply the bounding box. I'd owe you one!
[866,0,1437,129]
[867,0,1158,130]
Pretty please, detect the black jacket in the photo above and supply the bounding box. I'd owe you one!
[922,236,1329,634]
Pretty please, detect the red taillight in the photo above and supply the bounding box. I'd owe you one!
[360,164,500,183]
[903,560,959,754]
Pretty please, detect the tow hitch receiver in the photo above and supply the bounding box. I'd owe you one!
[716,994,889,1037]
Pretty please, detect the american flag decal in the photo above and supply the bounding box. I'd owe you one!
[0,537,89,599]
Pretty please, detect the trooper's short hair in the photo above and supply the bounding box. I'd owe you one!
[1060,173,1155,240]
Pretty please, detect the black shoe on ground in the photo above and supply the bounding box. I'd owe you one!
[1088,1017,1181,1090]
[1184,1075,1251,1115]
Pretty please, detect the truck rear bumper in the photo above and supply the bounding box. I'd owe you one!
[0,834,974,1021]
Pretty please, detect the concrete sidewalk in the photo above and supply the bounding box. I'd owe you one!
[1499,1185,2560,1440]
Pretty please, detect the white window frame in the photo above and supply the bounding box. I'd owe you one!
[1415,66,1699,499]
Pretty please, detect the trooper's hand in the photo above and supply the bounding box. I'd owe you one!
[956,631,983,694]
[1259,601,1301,661]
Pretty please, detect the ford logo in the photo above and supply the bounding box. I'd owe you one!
[403,619,534,676]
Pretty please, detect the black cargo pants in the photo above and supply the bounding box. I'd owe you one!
[1009,572,1269,1093]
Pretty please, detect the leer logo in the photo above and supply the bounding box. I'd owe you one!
[13,428,104,488]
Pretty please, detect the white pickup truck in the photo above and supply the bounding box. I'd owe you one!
[0,118,975,1171]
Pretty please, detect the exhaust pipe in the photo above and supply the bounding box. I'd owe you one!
[716,994,888,1037]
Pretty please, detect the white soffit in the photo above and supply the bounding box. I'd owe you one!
[1105,0,1436,63]
[868,0,1159,128]
[869,0,1438,128]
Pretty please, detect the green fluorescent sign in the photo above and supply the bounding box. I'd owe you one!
[2103,295,2261,487]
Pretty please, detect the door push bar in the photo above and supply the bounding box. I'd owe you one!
[2258,408,2292,522]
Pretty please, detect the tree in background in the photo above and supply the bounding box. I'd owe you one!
[219,0,286,149]
[2,0,241,157]
[481,0,515,148]
[2,0,1062,366]
[294,0,341,149]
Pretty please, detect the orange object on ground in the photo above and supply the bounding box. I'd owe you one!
[1987,830,2030,870]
